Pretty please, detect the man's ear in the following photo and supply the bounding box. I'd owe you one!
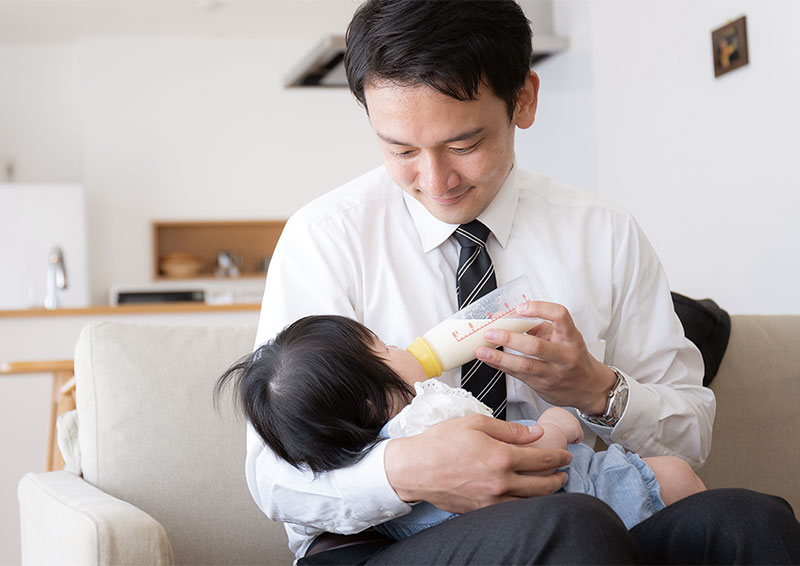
[514,70,539,129]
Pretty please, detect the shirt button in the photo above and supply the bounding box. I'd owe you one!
[622,432,631,440]
[384,511,395,518]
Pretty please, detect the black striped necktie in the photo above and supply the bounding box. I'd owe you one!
[453,220,506,420]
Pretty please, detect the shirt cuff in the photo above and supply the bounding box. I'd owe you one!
[337,440,413,527]
[607,371,660,448]
[576,368,659,448]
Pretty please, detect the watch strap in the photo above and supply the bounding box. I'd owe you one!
[578,366,628,427]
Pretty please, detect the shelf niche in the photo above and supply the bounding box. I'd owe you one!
[151,220,286,280]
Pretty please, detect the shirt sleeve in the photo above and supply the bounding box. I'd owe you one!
[247,212,413,537]
[247,428,411,529]
[591,213,716,469]
[254,212,361,346]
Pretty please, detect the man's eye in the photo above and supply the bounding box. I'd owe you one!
[451,143,478,154]
[392,149,415,158]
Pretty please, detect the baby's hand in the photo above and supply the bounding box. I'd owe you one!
[538,407,584,445]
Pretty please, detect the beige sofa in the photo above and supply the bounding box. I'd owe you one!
[17,316,800,565]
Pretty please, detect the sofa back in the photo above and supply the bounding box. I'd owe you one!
[75,321,293,565]
[697,315,800,513]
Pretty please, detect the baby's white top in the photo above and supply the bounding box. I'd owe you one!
[386,379,492,438]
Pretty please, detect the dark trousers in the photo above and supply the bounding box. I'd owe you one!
[298,489,800,565]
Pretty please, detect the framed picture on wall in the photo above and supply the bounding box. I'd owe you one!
[712,16,749,77]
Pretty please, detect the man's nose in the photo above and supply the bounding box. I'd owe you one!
[418,154,459,196]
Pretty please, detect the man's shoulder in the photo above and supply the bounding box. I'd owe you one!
[516,168,633,220]
[292,166,401,226]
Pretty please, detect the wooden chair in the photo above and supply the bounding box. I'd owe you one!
[0,359,75,471]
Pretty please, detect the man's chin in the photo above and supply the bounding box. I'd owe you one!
[418,197,479,225]
[428,208,478,225]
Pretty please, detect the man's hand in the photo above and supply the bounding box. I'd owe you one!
[478,301,617,415]
[384,414,571,514]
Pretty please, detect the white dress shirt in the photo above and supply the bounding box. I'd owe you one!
[249,165,715,558]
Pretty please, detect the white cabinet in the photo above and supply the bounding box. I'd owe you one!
[0,184,89,309]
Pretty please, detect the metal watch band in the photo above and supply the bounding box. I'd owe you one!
[577,366,628,427]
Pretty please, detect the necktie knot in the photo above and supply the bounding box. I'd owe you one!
[454,220,491,249]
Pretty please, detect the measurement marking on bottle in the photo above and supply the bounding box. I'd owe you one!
[450,296,530,342]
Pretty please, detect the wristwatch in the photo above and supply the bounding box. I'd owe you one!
[578,366,629,427]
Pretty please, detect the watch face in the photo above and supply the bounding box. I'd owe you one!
[612,386,629,419]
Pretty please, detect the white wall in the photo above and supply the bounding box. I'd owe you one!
[77,37,381,304]
[2,3,798,313]
[590,0,800,314]
[0,31,598,307]
[516,0,598,193]
[522,0,800,314]
[0,46,81,182]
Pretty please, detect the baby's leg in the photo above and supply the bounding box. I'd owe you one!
[533,407,584,451]
[643,456,706,505]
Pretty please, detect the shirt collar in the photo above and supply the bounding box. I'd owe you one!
[402,165,519,253]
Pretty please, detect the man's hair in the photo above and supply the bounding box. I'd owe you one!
[214,315,414,475]
[344,0,532,120]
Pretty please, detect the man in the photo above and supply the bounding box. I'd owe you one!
[248,0,800,563]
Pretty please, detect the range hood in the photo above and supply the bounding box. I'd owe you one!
[285,33,568,88]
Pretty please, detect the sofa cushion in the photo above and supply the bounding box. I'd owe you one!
[74,321,292,565]
[698,315,800,513]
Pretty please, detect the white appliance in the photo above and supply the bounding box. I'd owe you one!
[0,184,90,309]
[109,278,266,306]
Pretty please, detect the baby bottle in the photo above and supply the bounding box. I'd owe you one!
[406,275,544,377]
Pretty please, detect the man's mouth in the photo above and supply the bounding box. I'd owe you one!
[426,187,472,205]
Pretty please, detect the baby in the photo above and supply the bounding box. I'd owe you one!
[216,315,705,538]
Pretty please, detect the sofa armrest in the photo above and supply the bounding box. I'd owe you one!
[18,471,173,566]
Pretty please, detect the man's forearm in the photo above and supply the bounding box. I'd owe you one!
[247,433,411,532]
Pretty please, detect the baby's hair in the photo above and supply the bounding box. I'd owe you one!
[215,315,414,474]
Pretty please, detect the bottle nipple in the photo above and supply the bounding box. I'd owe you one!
[406,337,442,378]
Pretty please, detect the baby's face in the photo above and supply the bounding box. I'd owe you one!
[373,337,429,388]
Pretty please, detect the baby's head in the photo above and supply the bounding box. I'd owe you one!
[215,315,427,474]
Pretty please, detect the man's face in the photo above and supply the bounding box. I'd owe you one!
[364,79,532,225]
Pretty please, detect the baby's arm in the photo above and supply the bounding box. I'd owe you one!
[531,407,584,451]
[532,408,705,508]
[642,456,706,505]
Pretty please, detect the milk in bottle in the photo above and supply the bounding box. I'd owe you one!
[406,275,544,377]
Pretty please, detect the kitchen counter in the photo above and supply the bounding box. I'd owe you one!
[1,303,261,364]
[0,303,260,318]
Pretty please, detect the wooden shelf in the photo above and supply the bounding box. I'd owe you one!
[151,220,286,280]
